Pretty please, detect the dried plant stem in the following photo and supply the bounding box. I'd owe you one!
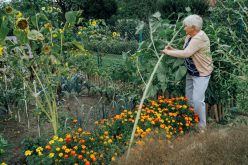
[31,66,58,136]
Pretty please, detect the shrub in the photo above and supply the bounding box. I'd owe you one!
[0,134,8,156]
[84,40,139,55]
[157,0,210,19]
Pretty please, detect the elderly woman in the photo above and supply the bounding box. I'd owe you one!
[161,14,213,131]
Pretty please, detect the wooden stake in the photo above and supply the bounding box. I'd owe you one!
[213,104,219,122]
[218,104,222,120]
[206,103,209,119]
[221,104,224,119]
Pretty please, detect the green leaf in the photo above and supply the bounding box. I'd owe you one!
[160,82,167,92]
[175,66,187,81]
[31,13,48,27]
[157,63,166,83]
[157,73,166,83]
[65,11,82,25]
[0,18,9,43]
[147,85,158,97]
[135,21,145,34]
[71,40,85,51]
[152,12,161,19]
[27,30,44,40]
[13,29,28,44]
[173,59,184,69]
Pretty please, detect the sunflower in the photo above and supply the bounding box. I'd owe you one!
[5,6,13,14]
[16,18,28,30]
[47,7,53,13]
[15,11,23,18]
[43,45,51,54]
[44,23,53,32]
[90,20,97,27]
[0,47,4,56]
[52,33,58,38]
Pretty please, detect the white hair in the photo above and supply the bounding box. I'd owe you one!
[183,14,203,30]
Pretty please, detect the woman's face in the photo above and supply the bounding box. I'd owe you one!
[184,25,196,36]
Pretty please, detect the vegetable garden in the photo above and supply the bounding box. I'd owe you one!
[0,0,248,164]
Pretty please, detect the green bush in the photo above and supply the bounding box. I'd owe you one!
[157,0,210,19]
[0,134,8,156]
[84,39,138,55]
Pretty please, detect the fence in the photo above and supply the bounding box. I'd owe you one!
[81,19,151,67]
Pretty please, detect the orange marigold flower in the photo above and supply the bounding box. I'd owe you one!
[63,154,69,159]
[176,105,181,109]
[65,138,72,143]
[78,155,83,159]
[70,150,76,156]
[45,145,52,150]
[78,128,83,132]
[79,139,85,144]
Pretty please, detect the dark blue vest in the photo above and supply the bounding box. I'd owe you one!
[184,38,200,76]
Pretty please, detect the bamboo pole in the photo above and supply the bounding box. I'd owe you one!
[24,82,30,129]
[221,104,224,119]
[17,109,21,122]
[218,104,222,120]
[4,74,12,116]
[206,103,209,119]
[34,80,41,137]
[213,104,219,122]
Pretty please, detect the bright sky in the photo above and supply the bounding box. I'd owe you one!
[0,0,11,3]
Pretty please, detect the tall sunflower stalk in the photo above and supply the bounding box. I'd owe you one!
[126,17,183,159]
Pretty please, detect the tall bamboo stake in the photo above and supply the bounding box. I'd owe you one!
[17,109,21,122]
[4,74,12,116]
[34,80,41,137]
[24,82,30,129]
[213,104,219,122]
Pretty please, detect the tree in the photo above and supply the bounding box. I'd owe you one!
[115,0,158,21]
[55,0,117,20]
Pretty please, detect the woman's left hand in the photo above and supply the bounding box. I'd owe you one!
[160,49,168,54]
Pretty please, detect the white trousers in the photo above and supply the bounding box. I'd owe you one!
[185,74,210,129]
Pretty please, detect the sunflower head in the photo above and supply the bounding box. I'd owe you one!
[15,11,23,18]
[90,20,97,27]
[44,23,53,32]
[5,6,13,14]
[47,7,53,13]
[43,45,51,54]
[16,18,29,30]
[0,47,4,56]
